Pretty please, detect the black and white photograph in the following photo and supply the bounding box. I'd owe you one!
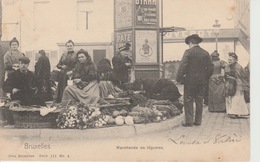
[0,0,256,161]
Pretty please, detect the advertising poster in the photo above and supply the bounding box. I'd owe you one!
[135,30,157,63]
[115,0,133,29]
[135,0,158,27]
[0,0,255,161]
[114,30,133,53]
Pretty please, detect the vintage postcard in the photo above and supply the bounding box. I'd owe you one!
[0,0,253,161]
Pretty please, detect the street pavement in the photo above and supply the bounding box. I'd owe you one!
[0,84,250,161]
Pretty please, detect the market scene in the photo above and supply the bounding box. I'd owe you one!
[0,0,250,160]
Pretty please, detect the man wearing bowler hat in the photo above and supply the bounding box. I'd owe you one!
[176,34,214,127]
[3,56,45,106]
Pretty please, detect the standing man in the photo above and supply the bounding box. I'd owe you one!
[112,43,132,89]
[176,34,213,127]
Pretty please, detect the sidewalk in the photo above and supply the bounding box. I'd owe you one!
[0,112,185,140]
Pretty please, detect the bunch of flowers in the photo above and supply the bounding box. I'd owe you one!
[56,102,108,129]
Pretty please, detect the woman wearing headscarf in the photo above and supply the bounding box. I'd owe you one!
[35,50,52,102]
[62,49,100,105]
[208,51,227,112]
[56,40,77,103]
[4,37,24,78]
[225,52,250,117]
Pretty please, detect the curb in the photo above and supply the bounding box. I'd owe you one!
[0,114,184,140]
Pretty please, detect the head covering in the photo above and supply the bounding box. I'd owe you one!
[211,50,220,61]
[39,50,46,56]
[185,34,203,45]
[228,52,238,61]
[119,42,131,52]
[211,50,219,57]
[65,39,74,46]
[19,56,30,64]
[9,37,19,46]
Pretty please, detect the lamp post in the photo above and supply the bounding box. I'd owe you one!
[213,20,221,51]
[159,26,185,78]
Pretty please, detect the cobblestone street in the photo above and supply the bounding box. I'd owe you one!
[125,106,250,143]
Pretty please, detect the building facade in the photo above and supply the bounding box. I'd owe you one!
[1,0,114,71]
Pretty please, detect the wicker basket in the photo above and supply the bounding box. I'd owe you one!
[10,107,60,129]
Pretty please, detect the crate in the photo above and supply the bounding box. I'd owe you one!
[10,107,60,129]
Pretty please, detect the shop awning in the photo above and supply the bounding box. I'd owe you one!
[163,28,241,43]
[163,28,249,52]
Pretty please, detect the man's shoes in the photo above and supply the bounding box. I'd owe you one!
[181,121,193,127]
[193,122,201,126]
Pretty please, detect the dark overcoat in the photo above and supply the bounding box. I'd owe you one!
[3,70,44,105]
[35,55,52,101]
[176,46,214,85]
[112,54,131,85]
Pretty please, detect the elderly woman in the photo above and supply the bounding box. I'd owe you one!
[62,49,100,105]
[225,52,249,118]
[4,37,24,78]
[56,40,77,103]
[208,51,227,112]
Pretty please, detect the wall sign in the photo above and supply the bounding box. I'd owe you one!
[135,0,158,27]
[135,30,157,63]
[115,0,133,29]
[114,30,133,53]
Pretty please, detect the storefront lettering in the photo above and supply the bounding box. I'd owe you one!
[115,32,133,50]
[164,29,214,39]
[116,33,132,42]
[136,0,156,5]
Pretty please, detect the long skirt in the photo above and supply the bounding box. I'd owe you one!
[226,90,250,116]
[56,71,68,103]
[62,81,100,105]
[208,76,226,112]
[99,81,122,99]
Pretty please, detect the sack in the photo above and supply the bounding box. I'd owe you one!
[50,67,61,82]
[225,76,237,97]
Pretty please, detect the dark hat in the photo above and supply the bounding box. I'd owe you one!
[211,50,219,57]
[228,52,238,61]
[9,37,19,46]
[119,42,131,51]
[39,50,46,55]
[185,34,203,44]
[18,56,30,64]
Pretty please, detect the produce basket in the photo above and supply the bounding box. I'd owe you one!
[10,106,61,129]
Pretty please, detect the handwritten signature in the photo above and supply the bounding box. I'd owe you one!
[168,133,241,145]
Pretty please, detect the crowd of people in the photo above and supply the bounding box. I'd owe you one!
[176,34,250,127]
[1,38,133,107]
[1,35,250,127]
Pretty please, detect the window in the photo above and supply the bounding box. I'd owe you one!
[93,50,106,65]
[77,1,93,30]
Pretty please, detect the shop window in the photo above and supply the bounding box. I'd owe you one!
[93,50,106,65]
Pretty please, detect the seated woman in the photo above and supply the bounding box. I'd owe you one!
[62,49,100,105]
[97,58,122,99]
[3,56,45,106]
